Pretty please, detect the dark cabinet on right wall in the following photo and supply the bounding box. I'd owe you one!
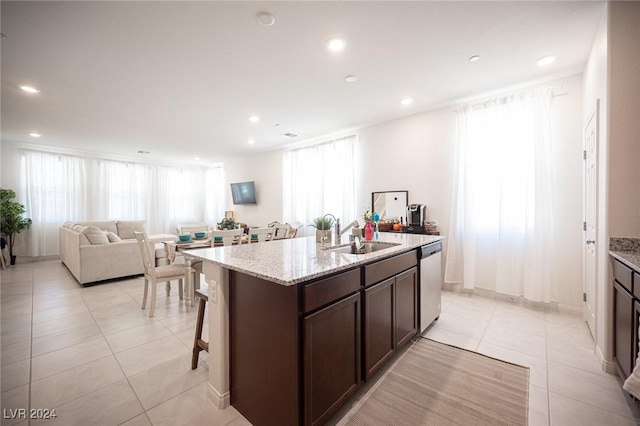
[613,258,638,379]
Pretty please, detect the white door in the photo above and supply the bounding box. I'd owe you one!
[583,100,599,337]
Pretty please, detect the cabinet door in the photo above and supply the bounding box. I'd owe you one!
[304,292,361,426]
[395,267,418,348]
[614,281,634,378]
[364,277,395,381]
[635,301,640,369]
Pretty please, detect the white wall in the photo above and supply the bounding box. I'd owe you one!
[224,150,283,228]
[227,73,585,308]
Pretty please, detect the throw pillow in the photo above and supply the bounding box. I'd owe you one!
[82,226,110,245]
[116,220,147,240]
[105,231,122,243]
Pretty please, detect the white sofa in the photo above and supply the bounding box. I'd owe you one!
[59,220,176,286]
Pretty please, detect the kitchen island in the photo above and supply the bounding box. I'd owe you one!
[185,232,443,426]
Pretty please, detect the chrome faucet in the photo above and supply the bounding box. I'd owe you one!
[320,214,338,246]
[320,215,360,245]
[340,220,360,240]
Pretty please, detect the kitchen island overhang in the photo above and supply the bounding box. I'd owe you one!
[184,233,443,425]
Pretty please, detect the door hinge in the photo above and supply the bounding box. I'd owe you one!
[583,222,587,231]
[583,292,587,302]
[583,150,587,160]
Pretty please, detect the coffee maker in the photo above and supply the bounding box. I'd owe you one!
[405,204,427,234]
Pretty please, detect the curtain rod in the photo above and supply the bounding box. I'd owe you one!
[451,84,567,112]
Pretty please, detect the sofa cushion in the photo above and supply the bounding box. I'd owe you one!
[71,224,88,233]
[106,231,122,243]
[82,226,110,245]
[69,221,118,234]
[117,220,148,240]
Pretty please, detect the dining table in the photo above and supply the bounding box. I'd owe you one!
[163,235,254,307]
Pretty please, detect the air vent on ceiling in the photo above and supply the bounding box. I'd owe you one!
[283,133,298,138]
[137,150,150,154]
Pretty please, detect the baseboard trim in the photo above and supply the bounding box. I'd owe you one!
[442,284,582,314]
[207,382,230,409]
[596,344,618,375]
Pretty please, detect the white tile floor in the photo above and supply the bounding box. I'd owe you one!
[1,259,639,425]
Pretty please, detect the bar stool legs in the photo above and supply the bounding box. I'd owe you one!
[192,287,209,369]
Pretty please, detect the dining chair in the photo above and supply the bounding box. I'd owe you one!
[210,228,244,246]
[271,223,291,240]
[247,227,273,243]
[135,231,186,317]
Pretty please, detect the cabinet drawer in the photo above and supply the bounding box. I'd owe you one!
[635,273,640,299]
[613,259,633,293]
[303,268,361,313]
[364,251,417,288]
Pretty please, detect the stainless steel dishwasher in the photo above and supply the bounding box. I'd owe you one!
[419,241,442,334]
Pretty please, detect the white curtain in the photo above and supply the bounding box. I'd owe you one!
[19,151,87,256]
[282,135,357,236]
[444,89,554,302]
[18,149,226,256]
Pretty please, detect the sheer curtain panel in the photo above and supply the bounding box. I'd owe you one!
[19,151,87,256]
[17,149,226,257]
[282,135,357,236]
[444,90,554,302]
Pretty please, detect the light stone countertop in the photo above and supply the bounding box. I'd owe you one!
[184,233,444,286]
[610,237,640,272]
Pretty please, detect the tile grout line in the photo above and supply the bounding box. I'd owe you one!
[544,309,552,426]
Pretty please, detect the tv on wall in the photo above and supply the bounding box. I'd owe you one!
[230,181,257,205]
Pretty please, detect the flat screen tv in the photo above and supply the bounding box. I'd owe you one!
[230,181,257,205]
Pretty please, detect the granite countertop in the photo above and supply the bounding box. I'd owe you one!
[184,233,444,286]
[609,237,640,271]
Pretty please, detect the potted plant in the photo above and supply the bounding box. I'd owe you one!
[0,188,32,265]
[311,216,334,243]
[217,217,239,230]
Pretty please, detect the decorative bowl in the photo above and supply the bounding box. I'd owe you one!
[178,234,191,242]
[214,236,223,242]
[194,232,206,239]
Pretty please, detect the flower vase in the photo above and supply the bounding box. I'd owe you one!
[364,221,374,241]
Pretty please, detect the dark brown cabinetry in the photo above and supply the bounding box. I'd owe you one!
[364,277,395,379]
[230,249,420,426]
[613,258,638,379]
[363,257,418,381]
[304,292,361,426]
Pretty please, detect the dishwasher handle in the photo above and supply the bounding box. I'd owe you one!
[419,242,442,259]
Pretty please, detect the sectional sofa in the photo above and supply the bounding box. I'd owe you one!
[59,220,176,285]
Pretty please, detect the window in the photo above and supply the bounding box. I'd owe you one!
[445,89,554,302]
[282,135,358,235]
[18,149,225,256]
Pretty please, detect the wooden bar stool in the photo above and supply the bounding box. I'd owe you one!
[192,286,209,369]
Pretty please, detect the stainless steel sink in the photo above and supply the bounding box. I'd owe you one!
[322,241,401,255]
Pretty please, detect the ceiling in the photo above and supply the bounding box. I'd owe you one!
[1,1,604,165]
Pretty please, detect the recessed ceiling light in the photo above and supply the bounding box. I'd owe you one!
[20,85,40,94]
[401,97,413,106]
[344,75,358,83]
[328,38,346,52]
[536,55,556,67]
[256,11,275,26]
[248,115,260,123]
[29,132,41,138]
[194,156,200,161]
[248,139,255,145]
[469,55,480,62]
